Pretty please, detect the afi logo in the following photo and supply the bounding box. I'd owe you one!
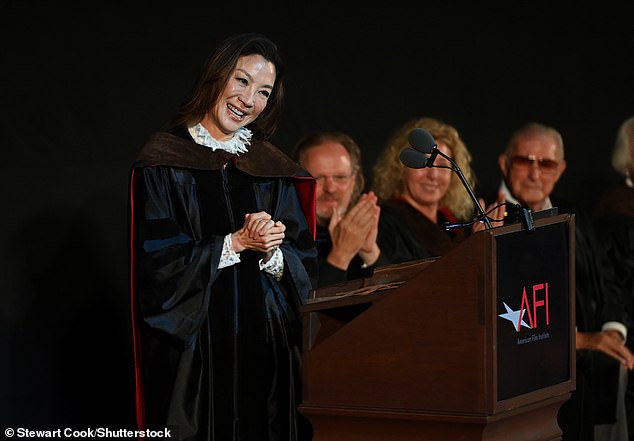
[499,283,550,332]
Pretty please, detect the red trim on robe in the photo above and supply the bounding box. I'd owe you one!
[293,176,317,240]
[128,168,146,432]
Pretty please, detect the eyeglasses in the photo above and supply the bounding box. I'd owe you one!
[313,173,354,186]
[508,155,560,174]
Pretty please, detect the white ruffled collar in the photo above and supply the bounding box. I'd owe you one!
[188,123,252,155]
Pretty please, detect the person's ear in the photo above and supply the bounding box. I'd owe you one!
[498,153,509,177]
[556,159,567,179]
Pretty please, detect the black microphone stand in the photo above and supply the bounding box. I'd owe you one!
[433,147,493,230]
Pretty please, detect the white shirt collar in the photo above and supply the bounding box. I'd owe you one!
[498,180,552,210]
[187,123,252,155]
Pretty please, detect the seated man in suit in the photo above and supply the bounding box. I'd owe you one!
[291,131,389,287]
[489,122,634,441]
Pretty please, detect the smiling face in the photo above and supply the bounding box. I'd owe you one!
[399,142,453,219]
[498,132,566,211]
[201,54,276,140]
[300,142,356,225]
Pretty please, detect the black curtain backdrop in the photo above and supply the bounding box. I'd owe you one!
[2,3,633,429]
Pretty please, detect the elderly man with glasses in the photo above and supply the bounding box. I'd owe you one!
[497,122,567,216]
[492,122,634,441]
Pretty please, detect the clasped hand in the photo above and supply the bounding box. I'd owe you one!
[231,211,285,254]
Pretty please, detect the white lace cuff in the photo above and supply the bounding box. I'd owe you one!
[259,247,284,281]
[603,321,628,341]
[219,234,241,269]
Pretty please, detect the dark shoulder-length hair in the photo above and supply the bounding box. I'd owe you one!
[170,33,284,141]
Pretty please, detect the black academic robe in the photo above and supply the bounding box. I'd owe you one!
[593,182,634,335]
[128,130,317,441]
[376,197,465,263]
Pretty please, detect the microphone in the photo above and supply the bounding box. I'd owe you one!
[408,128,436,154]
[399,147,428,169]
[408,127,438,167]
[404,128,493,230]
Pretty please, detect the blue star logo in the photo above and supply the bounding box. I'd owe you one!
[498,302,532,332]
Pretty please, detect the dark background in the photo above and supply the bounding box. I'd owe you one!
[2,4,633,428]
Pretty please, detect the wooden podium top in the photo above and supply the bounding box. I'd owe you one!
[302,258,437,312]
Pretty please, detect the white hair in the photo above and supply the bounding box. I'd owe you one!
[611,116,634,177]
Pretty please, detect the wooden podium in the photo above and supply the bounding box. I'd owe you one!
[300,214,576,441]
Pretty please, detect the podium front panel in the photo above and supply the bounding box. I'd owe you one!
[495,218,572,401]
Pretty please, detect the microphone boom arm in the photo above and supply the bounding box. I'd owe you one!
[434,148,493,230]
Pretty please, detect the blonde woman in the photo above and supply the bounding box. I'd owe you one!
[372,116,479,262]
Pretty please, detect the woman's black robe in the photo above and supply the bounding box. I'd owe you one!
[128,131,317,441]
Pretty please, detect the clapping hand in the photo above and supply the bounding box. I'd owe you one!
[327,192,381,270]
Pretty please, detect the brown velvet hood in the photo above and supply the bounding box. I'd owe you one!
[135,131,309,178]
